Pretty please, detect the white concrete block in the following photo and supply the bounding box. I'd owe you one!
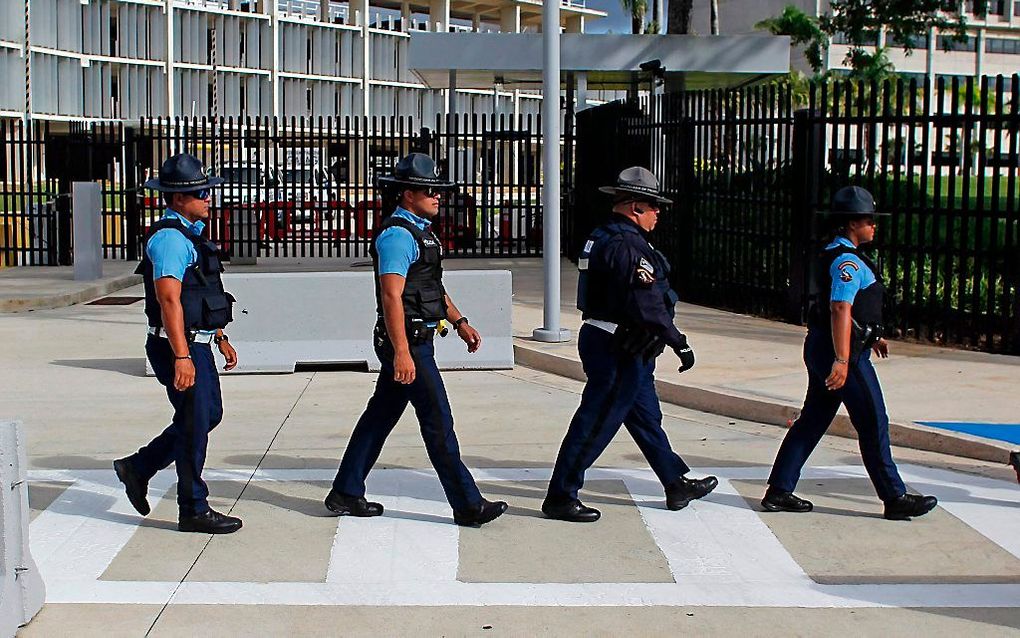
[148,270,514,374]
[0,421,46,634]
[72,182,103,281]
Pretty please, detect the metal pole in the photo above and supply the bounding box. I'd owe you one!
[532,0,570,342]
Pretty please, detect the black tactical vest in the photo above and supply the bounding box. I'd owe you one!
[808,242,885,332]
[136,218,234,331]
[577,220,679,325]
[371,215,448,321]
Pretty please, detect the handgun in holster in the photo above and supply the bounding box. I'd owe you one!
[613,325,666,362]
[850,319,883,360]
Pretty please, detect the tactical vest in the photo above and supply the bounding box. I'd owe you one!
[577,220,679,325]
[136,218,234,331]
[371,215,448,321]
[808,242,885,333]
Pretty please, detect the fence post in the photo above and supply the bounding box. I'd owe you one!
[124,126,140,261]
[787,108,821,324]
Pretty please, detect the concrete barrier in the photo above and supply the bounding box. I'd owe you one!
[72,182,103,281]
[158,270,513,374]
[0,421,45,635]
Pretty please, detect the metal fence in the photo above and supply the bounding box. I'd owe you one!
[568,75,1020,354]
[0,115,544,266]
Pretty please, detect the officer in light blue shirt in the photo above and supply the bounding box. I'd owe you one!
[763,186,937,521]
[145,212,214,338]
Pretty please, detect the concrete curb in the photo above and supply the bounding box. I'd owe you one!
[0,274,142,313]
[514,343,1016,465]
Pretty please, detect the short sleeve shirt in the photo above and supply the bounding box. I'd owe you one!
[146,210,206,281]
[827,236,877,303]
[375,207,430,277]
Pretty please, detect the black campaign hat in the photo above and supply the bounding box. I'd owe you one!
[820,186,890,217]
[143,153,224,193]
[598,166,673,204]
[377,153,455,189]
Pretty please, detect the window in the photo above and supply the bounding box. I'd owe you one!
[937,35,976,52]
[889,33,929,49]
[970,0,1006,14]
[832,31,878,46]
[986,37,1020,55]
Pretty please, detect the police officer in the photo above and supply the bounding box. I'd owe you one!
[543,167,718,523]
[762,186,938,521]
[325,153,508,527]
[113,153,242,535]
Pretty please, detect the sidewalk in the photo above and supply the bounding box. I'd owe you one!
[2,255,1017,463]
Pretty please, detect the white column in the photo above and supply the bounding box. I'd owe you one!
[576,71,587,111]
[351,0,370,118]
[165,0,175,118]
[269,0,280,119]
[500,5,521,32]
[532,0,569,343]
[565,15,584,33]
[430,0,449,32]
[975,28,986,79]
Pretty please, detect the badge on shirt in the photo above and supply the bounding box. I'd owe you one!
[837,260,859,283]
[636,257,655,285]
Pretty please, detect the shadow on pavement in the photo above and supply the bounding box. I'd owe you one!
[51,357,147,377]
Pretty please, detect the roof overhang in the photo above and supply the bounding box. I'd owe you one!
[408,33,791,90]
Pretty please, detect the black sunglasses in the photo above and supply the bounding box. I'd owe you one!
[186,189,210,200]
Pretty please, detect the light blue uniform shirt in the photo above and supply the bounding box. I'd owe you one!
[146,210,214,335]
[376,207,430,277]
[827,236,877,303]
[147,210,206,281]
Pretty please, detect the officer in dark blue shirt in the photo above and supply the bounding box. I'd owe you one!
[762,186,937,521]
[113,154,243,534]
[325,153,508,527]
[543,167,718,522]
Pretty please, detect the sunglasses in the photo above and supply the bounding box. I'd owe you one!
[187,189,211,200]
[633,201,661,213]
[419,188,442,198]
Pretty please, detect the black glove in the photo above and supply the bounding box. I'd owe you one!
[674,335,695,373]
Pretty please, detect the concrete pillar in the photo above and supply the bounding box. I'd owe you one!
[500,6,521,32]
[72,182,103,281]
[975,28,986,79]
[576,71,588,111]
[401,1,411,31]
[473,12,481,31]
[269,0,280,119]
[165,0,175,118]
[430,0,449,32]
[350,0,370,118]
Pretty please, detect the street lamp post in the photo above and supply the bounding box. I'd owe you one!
[532,0,571,343]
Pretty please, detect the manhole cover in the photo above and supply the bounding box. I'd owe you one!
[87,296,143,306]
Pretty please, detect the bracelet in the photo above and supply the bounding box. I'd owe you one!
[175,355,192,361]
[453,317,469,329]
[834,357,848,365]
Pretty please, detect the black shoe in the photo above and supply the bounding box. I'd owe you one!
[113,457,150,516]
[541,499,601,523]
[761,488,813,513]
[665,475,718,511]
[324,490,384,517]
[453,499,508,527]
[883,493,938,521]
[178,508,243,534]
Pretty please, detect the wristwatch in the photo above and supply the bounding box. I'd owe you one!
[214,333,229,345]
[453,317,469,330]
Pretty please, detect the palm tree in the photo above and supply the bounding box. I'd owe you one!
[620,0,648,34]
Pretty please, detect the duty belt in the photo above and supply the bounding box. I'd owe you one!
[147,326,216,344]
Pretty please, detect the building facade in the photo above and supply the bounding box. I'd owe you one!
[0,0,605,123]
[689,0,1020,85]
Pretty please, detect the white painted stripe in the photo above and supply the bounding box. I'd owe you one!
[326,471,459,583]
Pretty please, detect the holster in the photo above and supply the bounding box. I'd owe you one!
[612,324,666,362]
[374,317,436,348]
[850,319,883,360]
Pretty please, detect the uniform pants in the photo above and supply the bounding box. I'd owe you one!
[130,336,223,517]
[332,337,483,512]
[547,324,691,503]
[768,328,906,502]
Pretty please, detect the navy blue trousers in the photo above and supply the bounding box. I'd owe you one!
[130,336,223,517]
[768,329,906,502]
[547,324,691,502]
[332,337,483,512]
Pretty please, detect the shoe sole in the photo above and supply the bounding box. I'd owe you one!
[760,500,813,513]
[178,522,243,534]
[113,459,151,517]
[883,502,938,521]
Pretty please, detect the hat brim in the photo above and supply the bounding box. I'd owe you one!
[598,185,673,205]
[378,175,456,189]
[817,209,891,217]
[144,176,225,192]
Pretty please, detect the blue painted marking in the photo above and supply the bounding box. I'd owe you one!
[916,421,1020,446]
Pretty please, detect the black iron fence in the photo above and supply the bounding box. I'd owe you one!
[0,115,544,266]
[568,75,1020,354]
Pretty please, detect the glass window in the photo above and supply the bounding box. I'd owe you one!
[938,35,977,52]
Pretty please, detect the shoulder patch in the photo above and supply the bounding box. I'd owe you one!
[636,257,656,285]
[837,260,859,283]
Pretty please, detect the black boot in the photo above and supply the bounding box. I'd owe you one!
[541,499,601,523]
[453,499,508,527]
[665,475,718,510]
[883,493,938,521]
[761,487,813,513]
[178,508,243,534]
[324,490,384,517]
[113,458,150,516]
